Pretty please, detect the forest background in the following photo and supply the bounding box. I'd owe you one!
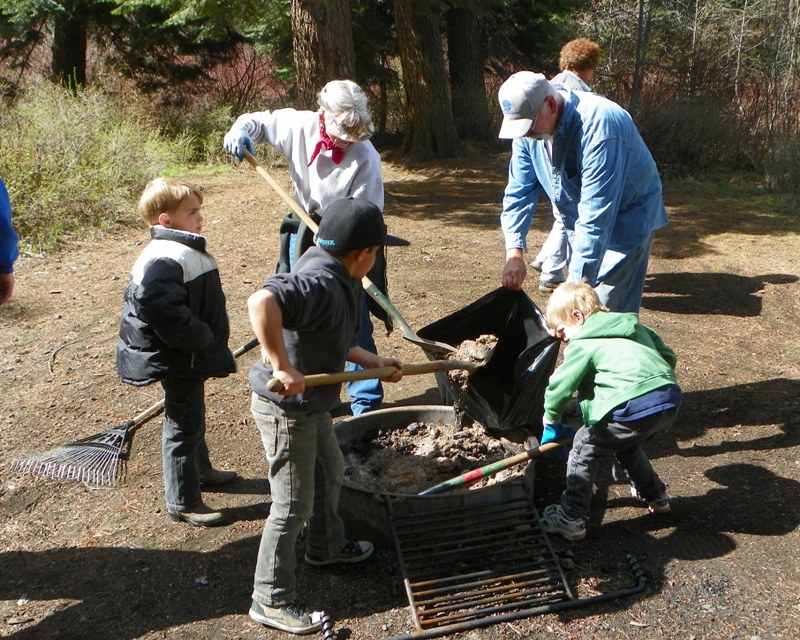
[0,0,799,252]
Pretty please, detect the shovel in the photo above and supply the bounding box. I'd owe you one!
[417,436,574,496]
[243,150,456,356]
[266,359,480,393]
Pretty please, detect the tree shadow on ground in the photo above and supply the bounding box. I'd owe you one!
[382,154,522,231]
[552,462,800,625]
[642,272,798,316]
[381,154,800,261]
[645,378,800,459]
[0,536,406,640]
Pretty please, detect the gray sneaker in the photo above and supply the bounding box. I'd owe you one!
[305,539,374,567]
[538,280,562,294]
[631,485,671,514]
[531,259,544,272]
[248,600,323,634]
[541,504,587,542]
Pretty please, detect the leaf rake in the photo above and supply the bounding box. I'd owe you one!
[10,401,164,487]
[10,338,258,488]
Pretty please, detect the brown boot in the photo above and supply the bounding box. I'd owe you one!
[168,503,225,527]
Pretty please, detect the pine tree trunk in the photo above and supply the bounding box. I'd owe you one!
[629,0,653,118]
[51,5,87,89]
[446,7,492,142]
[393,0,462,160]
[292,0,356,109]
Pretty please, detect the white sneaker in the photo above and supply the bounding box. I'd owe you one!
[249,600,323,634]
[305,539,374,567]
[540,504,586,542]
[631,485,671,514]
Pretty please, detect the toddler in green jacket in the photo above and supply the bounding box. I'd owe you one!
[539,282,682,541]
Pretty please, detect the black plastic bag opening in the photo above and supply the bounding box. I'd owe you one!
[417,288,560,436]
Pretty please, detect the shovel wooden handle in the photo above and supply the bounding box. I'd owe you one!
[266,359,478,393]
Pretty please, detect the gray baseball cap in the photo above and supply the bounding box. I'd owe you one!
[498,72,555,139]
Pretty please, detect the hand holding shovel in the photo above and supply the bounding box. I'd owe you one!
[266,359,480,394]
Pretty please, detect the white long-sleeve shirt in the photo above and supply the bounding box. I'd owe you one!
[234,108,384,215]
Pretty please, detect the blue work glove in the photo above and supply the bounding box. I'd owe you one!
[540,423,577,459]
[223,124,254,161]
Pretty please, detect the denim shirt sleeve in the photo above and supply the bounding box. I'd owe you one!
[500,138,544,251]
[569,135,627,284]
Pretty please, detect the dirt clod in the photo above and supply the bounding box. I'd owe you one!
[446,334,498,392]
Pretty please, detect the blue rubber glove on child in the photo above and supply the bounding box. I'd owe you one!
[541,423,577,459]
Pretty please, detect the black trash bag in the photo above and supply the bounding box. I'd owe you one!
[417,287,560,437]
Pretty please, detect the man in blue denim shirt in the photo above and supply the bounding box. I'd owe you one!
[497,71,667,313]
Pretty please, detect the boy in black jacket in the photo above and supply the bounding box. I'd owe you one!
[247,198,407,634]
[117,178,236,527]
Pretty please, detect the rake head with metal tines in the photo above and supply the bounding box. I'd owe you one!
[11,418,141,487]
[10,338,259,488]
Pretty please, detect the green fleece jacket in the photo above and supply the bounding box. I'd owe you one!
[543,311,678,426]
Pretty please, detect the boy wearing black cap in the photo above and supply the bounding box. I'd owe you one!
[246,197,408,634]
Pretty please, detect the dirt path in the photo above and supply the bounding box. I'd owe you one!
[1,154,799,639]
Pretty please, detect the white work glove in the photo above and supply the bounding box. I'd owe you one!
[223,124,254,161]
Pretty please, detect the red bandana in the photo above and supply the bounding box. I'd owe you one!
[307,114,344,167]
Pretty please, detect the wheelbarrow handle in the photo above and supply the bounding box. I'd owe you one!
[265,359,478,393]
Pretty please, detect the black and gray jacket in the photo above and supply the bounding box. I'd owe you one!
[116,226,236,386]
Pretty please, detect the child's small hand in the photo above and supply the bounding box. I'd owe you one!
[271,366,305,396]
[541,422,577,445]
[374,357,403,383]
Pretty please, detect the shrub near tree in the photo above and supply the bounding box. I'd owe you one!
[0,82,189,250]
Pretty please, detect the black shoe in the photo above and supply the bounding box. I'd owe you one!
[168,503,225,527]
[305,539,374,567]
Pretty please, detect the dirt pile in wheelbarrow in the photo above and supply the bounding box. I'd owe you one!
[341,419,525,494]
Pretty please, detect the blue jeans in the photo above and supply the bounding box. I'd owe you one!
[535,212,570,284]
[250,393,347,607]
[593,233,655,313]
[347,293,383,415]
[160,376,205,512]
[289,235,383,415]
[560,408,676,522]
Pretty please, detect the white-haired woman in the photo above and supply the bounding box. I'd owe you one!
[223,80,389,417]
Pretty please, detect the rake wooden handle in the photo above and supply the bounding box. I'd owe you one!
[266,359,478,393]
[417,437,575,496]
